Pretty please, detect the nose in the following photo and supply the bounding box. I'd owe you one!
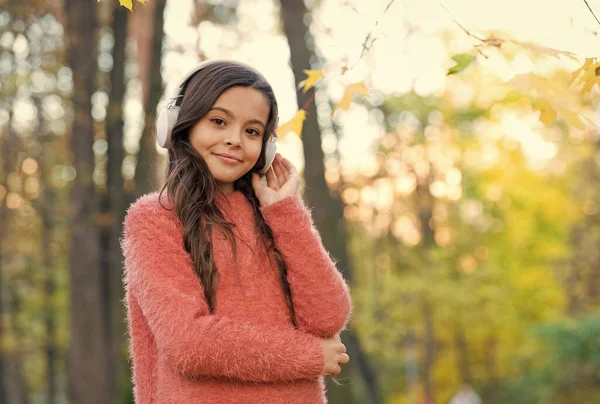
[225,127,242,148]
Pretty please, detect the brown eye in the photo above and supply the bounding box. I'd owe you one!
[211,118,226,126]
[246,128,260,137]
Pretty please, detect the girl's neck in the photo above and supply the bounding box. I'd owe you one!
[216,182,235,194]
[215,189,245,202]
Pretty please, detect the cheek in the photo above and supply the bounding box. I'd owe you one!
[249,140,264,161]
[189,137,204,156]
[189,126,211,154]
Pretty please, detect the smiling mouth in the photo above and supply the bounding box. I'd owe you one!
[214,153,242,164]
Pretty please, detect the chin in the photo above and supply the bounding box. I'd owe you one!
[215,174,243,185]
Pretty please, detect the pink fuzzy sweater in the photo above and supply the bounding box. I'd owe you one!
[120,191,352,404]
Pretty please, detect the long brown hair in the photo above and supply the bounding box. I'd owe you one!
[158,60,297,327]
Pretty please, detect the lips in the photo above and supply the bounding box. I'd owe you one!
[214,153,242,163]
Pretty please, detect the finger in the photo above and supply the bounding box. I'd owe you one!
[277,156,290,180]
[251,173,264,193]
[273,154,286,185]
[275,153,286,170]
[280,157,297,177]
[265,165,280,190]
[338,353,350,364]
[281,158,298,184]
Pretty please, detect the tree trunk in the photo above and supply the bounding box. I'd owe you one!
[134,0,167,196]
[7,277,30,404]
[5,132,29,402]
[416,175,436,402]
[566,224,586,316]
[421,299,436,403]
[279,1,380,403]
[101,3,129,402]
[481,335,499,398]
[40,136,59,404]
[454,318,472,385]
[0,111,15,404]
[32,93,59,404]
[63,1,110,402]
[565,143,600,316]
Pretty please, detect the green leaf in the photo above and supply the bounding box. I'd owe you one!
[447,54,475,75]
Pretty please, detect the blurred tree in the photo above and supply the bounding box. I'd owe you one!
[7,257,30,404]
[37,115,59,404]
[564,139,600,316]
[279,1,381,403]
[0,107,15,404]
[100,1,129,402]
[414,149,437,402]
[0,25,31,401]
[0,29,15,398]
[63,0,110,402]
[133,0,167,196]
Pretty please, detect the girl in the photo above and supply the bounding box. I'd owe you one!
[121,59,352,404]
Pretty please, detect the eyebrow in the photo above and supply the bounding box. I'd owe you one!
[209,107,266,130]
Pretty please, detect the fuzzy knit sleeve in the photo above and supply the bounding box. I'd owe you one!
[261,195,352,338]
[125,289,158,404]
[121,194,325,383]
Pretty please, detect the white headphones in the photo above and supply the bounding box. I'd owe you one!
[155,60,278,175]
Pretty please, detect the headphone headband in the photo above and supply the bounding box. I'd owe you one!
[171,60,219,102]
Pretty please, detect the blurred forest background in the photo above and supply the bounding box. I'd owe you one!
[1,0,600,403]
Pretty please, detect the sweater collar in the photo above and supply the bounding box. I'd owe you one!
[215,190,251,211]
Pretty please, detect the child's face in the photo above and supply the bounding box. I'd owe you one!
[189,86,270,193]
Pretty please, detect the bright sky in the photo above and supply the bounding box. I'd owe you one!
[158,0,600,172]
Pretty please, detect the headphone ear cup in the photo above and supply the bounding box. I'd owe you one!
[156,106,180,149]
[259,136,277,175]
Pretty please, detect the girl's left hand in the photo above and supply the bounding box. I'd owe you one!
[251,153,300,208]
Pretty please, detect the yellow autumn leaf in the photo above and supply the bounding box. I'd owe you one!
[119,0,146,12]
[297,70,324,93]
[570,57,600,94]
[333,82,369,114]
[276,109,307,139]
[507,73,571,103]
[510,40,578,60]
[553,103,588,131]
[506,73,535,95]
[535,98,557,126]
[570,58,593,82]
[119,0,133,11]
[535,97,588,131]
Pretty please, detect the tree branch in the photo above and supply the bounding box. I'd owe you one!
[347,0,397,70]
[583,0,600,27]
[439,1,486,43]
